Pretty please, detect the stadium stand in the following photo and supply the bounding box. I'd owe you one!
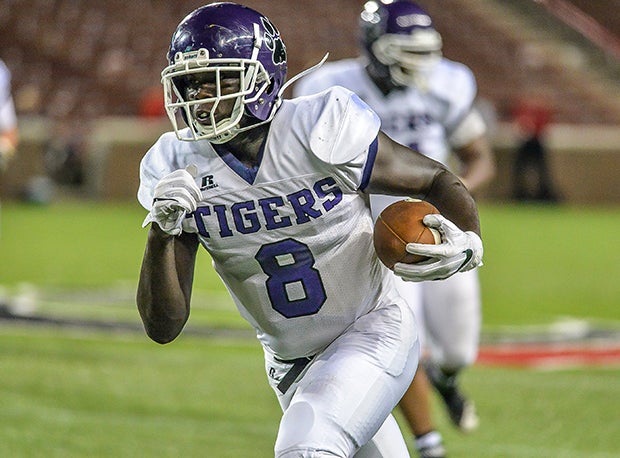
[1,0,619,203]
[1,0,619,122]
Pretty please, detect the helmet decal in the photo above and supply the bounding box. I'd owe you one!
[261,17,286,66]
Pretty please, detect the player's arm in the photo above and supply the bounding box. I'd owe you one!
[453,135,495,193]
[367,131,483,281]
[367,131,480,236]
[0,125,18,172]
[449,106,496,194]
[137,221,199,344]
[137,166,203,342]
[446,106,496,194]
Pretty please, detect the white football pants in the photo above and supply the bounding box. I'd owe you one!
[265,299,419,457]
[393,268,481,370]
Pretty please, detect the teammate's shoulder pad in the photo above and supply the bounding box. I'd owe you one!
[436,59,476,91]
[294,58,361,97]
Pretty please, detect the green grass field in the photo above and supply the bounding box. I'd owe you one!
[1,326,618,458]
[1,201,619,457]
[1,201,619,329]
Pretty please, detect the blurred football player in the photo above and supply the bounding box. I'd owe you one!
[0,59,18,172]
[137,3,483,457]
[294,1,495,457]
[0,58,19,235]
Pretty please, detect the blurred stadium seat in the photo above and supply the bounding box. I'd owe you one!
[1,0,619,203]
[1,0,619,122]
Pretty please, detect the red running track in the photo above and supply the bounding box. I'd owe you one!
[477,343,620,368]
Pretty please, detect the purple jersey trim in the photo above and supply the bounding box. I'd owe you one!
[359,135,378,191]
[212,140,266,185]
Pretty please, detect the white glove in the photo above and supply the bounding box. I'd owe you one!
[142,166,202,236]
[393,214,483,282]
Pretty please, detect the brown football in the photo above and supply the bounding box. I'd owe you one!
[373,199,442,270]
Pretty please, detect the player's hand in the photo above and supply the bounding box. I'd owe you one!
[142,166,202,236]
[393,214,483,282]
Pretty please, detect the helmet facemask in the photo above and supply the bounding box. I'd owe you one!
[162,46,271,143]
[360,1,443,89]
[371,28,442,88]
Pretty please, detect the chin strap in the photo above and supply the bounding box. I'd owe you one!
[278,52,329,97]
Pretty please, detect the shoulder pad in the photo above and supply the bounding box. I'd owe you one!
[309,86,380,165]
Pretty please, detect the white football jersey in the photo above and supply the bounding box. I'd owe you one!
[0,60,17,132]
[138,86,401,360]
[294,57,478,165]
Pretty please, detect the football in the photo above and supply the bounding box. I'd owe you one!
[373,198,442,270]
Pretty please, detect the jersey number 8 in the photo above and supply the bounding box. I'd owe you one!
[255,238,327,318]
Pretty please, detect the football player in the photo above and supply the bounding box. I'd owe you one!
[137,3,483,457]
[294,1,496,457]
[0,59,19,235]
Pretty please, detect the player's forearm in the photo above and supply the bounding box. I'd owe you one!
[459,164,494,194]
[0,129,18,171]
[0,128,19,149]
[423,169,481,237]
[137,225,195,343]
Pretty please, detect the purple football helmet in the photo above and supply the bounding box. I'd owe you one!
[161,2,288,142]
[360,0,442,87]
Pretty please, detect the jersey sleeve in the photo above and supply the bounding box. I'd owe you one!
[434,61,479,134]
[137,132,181,210]
[448,108,487,148]
[0,61,17,131]
[443,65,487,148]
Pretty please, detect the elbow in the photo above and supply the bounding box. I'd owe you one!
[138,302,188,344]
[146,329,180,345]
[137,290,190,344]
[143,320,186,344]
